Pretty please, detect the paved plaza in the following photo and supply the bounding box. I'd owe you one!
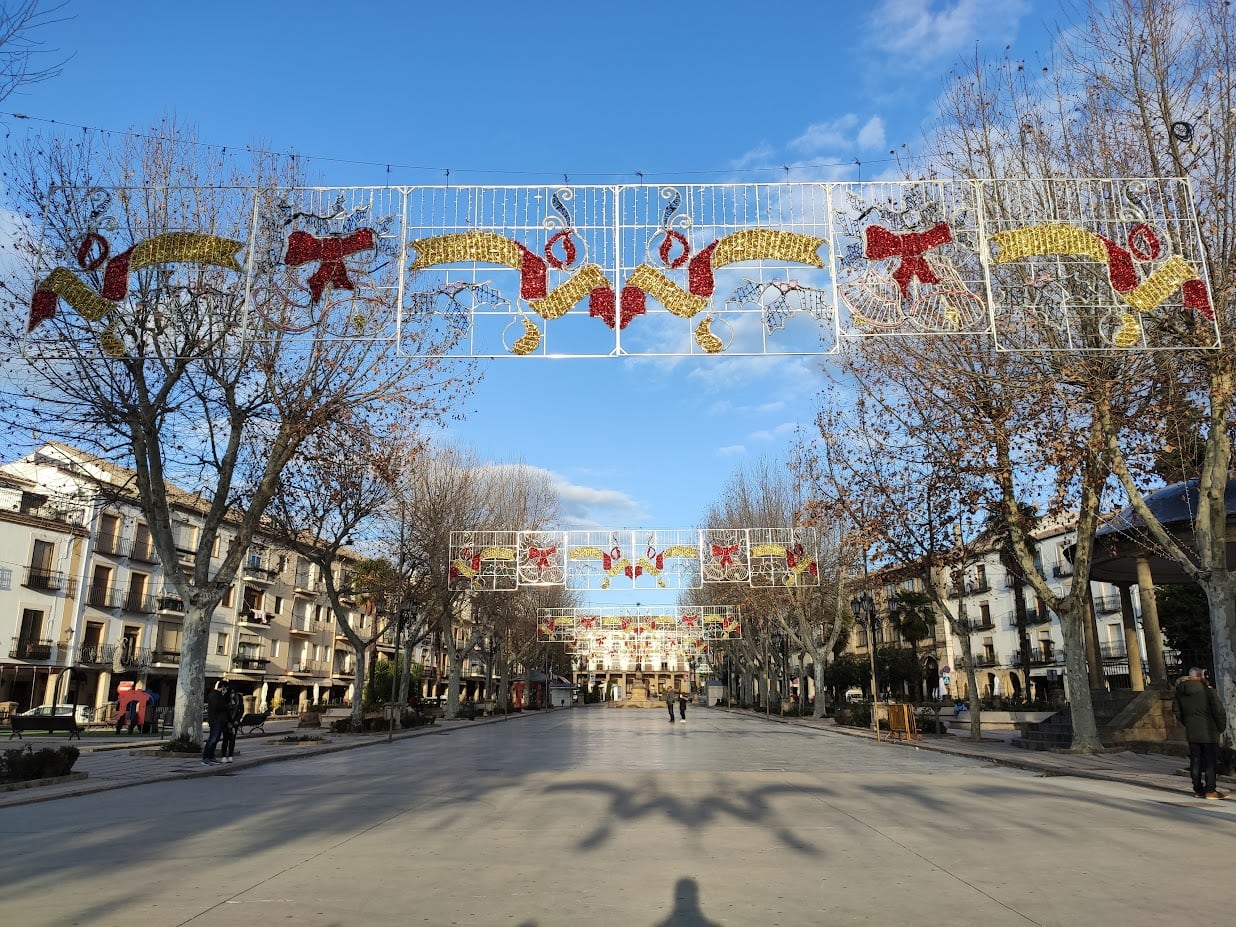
[2,706,1233,926]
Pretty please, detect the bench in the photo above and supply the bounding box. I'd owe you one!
[237,711,269,735]
[9,714,83,740]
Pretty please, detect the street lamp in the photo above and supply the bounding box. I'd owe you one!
[850,591,880,741]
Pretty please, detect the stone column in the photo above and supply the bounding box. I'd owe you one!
[1117,583,1145,691]
[43,670,60,704]
[1134,556,1168,683]
[1083,590,1105,689]
[95,669,112,714]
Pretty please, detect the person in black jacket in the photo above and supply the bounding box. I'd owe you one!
[202,682,229,767]
[219,684,244,764]
[1173,667,1228,799]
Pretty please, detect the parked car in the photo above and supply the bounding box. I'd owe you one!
[18,704,93,724]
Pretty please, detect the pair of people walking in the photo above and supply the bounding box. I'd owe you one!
[1173,667,1228,799]
[665,685,687,723]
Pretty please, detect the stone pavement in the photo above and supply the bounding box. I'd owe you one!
[4,705,1235,927]
[3,704,1229,808]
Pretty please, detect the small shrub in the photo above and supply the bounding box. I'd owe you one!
[159,734,198,753]
[2,745,80,782]
[331,717,353,734]
[279,734,325,744]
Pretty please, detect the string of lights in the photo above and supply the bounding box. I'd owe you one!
[0,110,921,183]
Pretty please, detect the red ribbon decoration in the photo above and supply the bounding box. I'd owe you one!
[589,285,647,330]
[527,546,557,570]
[283,228,376,303]
[711,543,739,568]
[864,222,953,299]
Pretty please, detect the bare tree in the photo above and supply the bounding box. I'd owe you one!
[928,0,1236,740]
[398,447,562,720]
[0,1,69,103]
[0,124,472,741]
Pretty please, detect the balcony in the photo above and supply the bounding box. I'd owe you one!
[122,590,155,613]
[241,609,274,627]
[1094,594,1122,614]
[78,642,117,665]
[293,571,320,595]
[973,653,1001,668]
[2,487,86,527]
[115,646,152,670]
[289,617,317,635]
[334,662,356,677]
[156,595,185,613]
[95,533,131,557]
[232,652,269,672]
[1099,642,1127,660]
[241,555,280,583]
[1052,562,1074,578]
[290,660,327,675]
[130,540,158,563]
[1010,648,1063,667]
[87,583,120,609]
[150,649,181,666]
[964,617,995,632]
[23,567,67,593]
[10,637,53,660]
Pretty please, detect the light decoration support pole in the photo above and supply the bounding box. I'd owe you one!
[851,591,880,742]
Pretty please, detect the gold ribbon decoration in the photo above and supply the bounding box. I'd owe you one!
[529,263,609,321]
[710,230,826,270]
[407,231,525,271]
[627,264,709,318]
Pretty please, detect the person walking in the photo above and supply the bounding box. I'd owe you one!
[665,684,676,724]
[219,683,244,764]
[202,682,229,766]
[677,687,688,723]
[1173,667,1228,799]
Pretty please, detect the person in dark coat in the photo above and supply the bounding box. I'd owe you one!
[202,682,229,766]
[677,687,688,722]
[665,685,676,724]
[1173,667,1228,799]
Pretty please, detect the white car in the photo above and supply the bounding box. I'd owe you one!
[18,704,94,724]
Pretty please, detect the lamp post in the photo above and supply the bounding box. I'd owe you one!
[851,591,880,742]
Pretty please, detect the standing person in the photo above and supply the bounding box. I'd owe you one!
[1173,667,1228,799]
[665,684,676,724]
[202,682,229,767]
[219,684,244,764]
[677,686,688,723]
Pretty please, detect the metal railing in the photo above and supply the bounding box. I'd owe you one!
[150,649,181,665]
[1094,594,1122,614]
[95,532,131,557]
[122,590,155,613]
[130,540,158,563]
[9,637,53,660]
[23,566,66,592]
[78,642,118,665]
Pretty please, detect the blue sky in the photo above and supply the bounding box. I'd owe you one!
[2,0,1051,560]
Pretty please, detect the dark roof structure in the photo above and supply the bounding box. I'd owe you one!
[1088,478,1236,584]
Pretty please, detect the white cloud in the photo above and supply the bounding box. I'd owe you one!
[866,0,1032,65]
[718,444,747,456]
[747,421,800,443]
[856,116,887,151]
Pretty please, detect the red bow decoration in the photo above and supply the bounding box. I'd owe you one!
[579,617,597,630]
[624,563,644,579]
[864,222,953,299]
[527,546,557,570]
[589,285,647,330]
[682,614,698,628]
[711,544,740,569]
[284,228,376,303]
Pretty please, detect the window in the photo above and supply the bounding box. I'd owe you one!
[221,585,234,609]
[89,564,113,607]
[99,512,121,552]
[271,640,280,658]
[273,596,283,616]
[126,572,149,611]
[156,621,182,654]
[0,567,10,590]
[28,539,55,587]
[174,522,199,553]
[132,523,154,560]
[19,607,44,644]
[979,602,991,626]
[215,632,229,655]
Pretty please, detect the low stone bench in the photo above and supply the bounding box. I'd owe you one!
[9,714,83,740]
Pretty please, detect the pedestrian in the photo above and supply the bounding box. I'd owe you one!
[219,684,244,764]
[677,687,688,723]
[665,685,676,724]
[202,681,229,766]
[1173,667,1228,799]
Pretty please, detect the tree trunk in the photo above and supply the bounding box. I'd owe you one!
[1201,576,1236,745]
[813,659,828,718]
[172,606,212,742]
[1012,580,1034,701]
[351,643,368,729]
[1060,606,1102,750]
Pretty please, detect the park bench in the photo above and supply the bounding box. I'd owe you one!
[234,716,269,736]
[237,711,269,735]
[9,714,83,740]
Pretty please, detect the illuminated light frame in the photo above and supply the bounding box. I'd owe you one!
[22,178,1219,360]
[449,528,823,591]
